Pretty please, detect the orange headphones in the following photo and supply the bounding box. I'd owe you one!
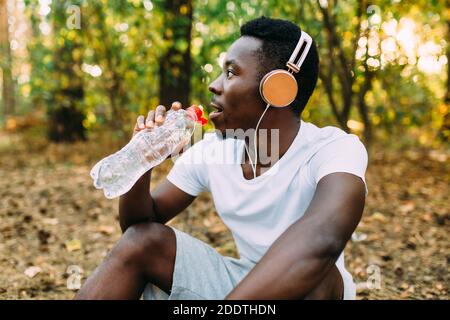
[259,30,313,108]
[245,30,313,178]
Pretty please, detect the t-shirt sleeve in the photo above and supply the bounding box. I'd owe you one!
[166,140,209,197]
[307,135,368,193]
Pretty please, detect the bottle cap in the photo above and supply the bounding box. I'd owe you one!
[187,105,208,125]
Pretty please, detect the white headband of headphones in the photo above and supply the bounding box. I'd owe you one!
[286,31,313,73]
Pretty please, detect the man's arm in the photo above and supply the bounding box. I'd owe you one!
[118,102,197,232]
[225,172,366,299]
[118,171,195,232]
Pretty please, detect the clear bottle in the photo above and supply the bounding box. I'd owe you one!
[90,106,207,199]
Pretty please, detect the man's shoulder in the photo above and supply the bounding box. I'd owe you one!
[302,121,347,142]
[301,120,367,159]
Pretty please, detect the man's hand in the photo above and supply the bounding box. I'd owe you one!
[133,101,183,137]
[132,101,186,159]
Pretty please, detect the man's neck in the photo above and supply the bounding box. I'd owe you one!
[245,109,301,167]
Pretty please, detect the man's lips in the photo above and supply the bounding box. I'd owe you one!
[209,102,224,120]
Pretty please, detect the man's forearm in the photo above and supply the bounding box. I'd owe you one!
[225,215,343,299]
[119,169,157,232]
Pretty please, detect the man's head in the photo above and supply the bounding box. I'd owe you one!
[208,16,319,134]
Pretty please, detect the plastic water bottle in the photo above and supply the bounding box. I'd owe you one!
[90,105,207,199]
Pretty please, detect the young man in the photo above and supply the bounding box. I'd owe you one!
[76,16,367,300]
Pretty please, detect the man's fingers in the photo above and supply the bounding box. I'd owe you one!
[135,102,175,133]
[137,115,145,129]
[171,101,182,111]
[146,110,155,128]
[155,105,166,126]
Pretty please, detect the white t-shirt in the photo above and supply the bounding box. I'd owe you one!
[167,120,368,290]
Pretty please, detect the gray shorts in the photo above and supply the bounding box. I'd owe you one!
[143,227,356,300]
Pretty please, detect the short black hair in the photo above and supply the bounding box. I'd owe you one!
[240,16,319,116]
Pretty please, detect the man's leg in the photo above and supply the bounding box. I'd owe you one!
[303,265,344,300]
[75,222,176,300]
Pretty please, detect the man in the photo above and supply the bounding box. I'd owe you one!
[76,16,367,300]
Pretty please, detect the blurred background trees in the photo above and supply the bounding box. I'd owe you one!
[0,0,448,147]
[0,0,15,122]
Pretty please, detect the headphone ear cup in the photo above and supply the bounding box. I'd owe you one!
[259,70,298,108]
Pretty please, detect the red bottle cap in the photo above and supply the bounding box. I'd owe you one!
[187,105,208,125]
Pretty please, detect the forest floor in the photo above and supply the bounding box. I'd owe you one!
[0,127,448,300]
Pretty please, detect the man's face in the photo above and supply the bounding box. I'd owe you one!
[208,36,266,135]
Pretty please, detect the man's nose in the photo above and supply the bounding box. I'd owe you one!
[208,76,223,95]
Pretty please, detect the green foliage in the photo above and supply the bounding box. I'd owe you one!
[15,0,449,147]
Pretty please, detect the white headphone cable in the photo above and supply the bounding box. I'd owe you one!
[244,103,271,179]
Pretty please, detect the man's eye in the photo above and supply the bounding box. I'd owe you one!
[226,69,234,78]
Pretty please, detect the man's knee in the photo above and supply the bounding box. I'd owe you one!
[114,222,175,267]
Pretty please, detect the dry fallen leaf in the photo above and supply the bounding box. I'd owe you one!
[399,202,415,214]
[371,212,387,223]
[24,266,42,278]
[208,223,227,233]
[42,218,59,226]
[65,239,82,252]
[97,225,115,235]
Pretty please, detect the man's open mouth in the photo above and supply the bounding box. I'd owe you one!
[209,102,224,120]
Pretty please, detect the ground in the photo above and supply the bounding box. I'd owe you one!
[0,128,448,299]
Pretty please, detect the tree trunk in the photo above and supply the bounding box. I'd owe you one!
[159,0,193,107]
[47,1,86,142]
[357,25,375,146]
[438,18,450,142]
[316,0,357,133]
[0,0,15,124]
[357,69,374,145]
